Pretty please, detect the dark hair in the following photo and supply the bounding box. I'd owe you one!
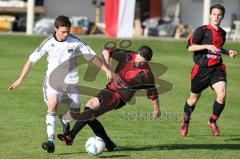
[137,45,153,61]
[210,4,225,17]
[54,15,72,29]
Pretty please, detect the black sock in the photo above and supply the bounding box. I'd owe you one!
[210,100,225,123]
[69,107,92,138]
[70,120,88,138]
[183,102,195,124]
[88,119,113,144]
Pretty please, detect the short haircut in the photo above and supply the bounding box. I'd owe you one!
[54,15,71,29]
[137,45,153,61]
[210,4,225,17]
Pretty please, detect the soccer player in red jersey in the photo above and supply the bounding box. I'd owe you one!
[58,45,160,149]
[180,4,237,137]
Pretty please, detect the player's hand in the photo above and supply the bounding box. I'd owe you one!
[205,45,218,53]
[105,70,112,80]
[105,70,118,81]
[8,79,22,91]
[229,50,237,58]
[152,108,160,119]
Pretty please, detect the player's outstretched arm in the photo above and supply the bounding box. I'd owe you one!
[91,55,117,81]
[152,98,160,119]
[188,44,218,53]
[8,60,33,91]
[221,48,237,58]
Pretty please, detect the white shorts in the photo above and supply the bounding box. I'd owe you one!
[43,76,81,109]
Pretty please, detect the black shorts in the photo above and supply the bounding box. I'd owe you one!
[191,64,227,94]
[92,88,126,117]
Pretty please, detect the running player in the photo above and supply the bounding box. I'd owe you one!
[180,4,237,137]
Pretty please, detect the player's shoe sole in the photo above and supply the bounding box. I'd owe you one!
[208,121,220,136]
[57,134,73,145]
[180,121,189,137]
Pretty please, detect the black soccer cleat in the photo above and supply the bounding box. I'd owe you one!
[104,140,119,152]
[41,141,55,153]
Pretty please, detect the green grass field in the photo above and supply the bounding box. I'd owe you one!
[0,34,239,159]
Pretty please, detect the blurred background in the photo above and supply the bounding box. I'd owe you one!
[0,0,240,41]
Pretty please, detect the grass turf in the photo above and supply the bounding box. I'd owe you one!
[0,34,240,159]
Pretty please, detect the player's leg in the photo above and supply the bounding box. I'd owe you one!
[58,106,118,151]
[180,92,201,136]
[58,97,101,145]
[88,120,118,151]
[208,81,226,136]
[180,65,210,136]
[70,89,120,121]
[69,97,101,137]
[84,90,122,151]
[41,78,63,153]
[208,65,227,136]
[42,93,59,153]
[58,90,120,150]
[57,118,118,151]
[58,92,80,135]
[58,97,100,145]
[184,92,201,124]
[59,84,80,134]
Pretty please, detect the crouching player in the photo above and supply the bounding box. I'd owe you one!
[58,46,161,149]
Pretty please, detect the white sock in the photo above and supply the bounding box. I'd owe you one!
[61,110,73,124]
[46,112,57,142]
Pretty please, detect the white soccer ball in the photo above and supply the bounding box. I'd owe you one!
[85,136,105,155]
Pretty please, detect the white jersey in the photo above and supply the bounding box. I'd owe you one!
[29,34,96,84]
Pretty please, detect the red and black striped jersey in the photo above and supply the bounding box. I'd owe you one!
[187,25,226,67]
[105,48,158,103]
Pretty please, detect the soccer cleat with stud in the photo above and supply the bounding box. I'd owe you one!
[180,121,189,137]
[41,141,55,153]
[57,134,73,145]
[208,121,220,136]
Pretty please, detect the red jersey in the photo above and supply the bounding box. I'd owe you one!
[106,48,158,102]
[187,25,226,67]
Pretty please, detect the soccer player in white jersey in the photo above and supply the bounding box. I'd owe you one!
[8,15,115,153]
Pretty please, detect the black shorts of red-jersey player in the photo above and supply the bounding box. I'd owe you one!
[187,25,227,93]
[88,47,159,118]
[190,63,226,94]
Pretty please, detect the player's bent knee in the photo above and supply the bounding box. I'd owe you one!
[86,97,100,109]
[69,107,96,121]
[69,107,80,120]
[216,94,226,103]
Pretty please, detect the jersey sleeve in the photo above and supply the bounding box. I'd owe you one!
[146,71,159,100]
[222,29,226,45]
[29,39,48,63]
[187,27,205,48]
[106,47,131,63]
[77,44,96,61]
